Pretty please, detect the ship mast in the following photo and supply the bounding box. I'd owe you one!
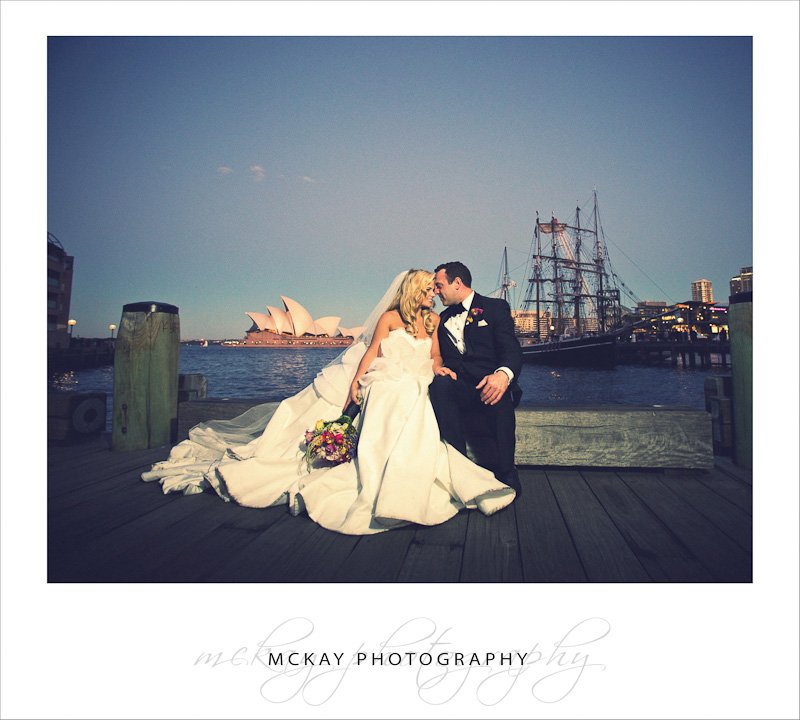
[534,215,541,338]
[551,214,561,336]
[593,189,606,333]
[499,246,516,304]
[573,204,583,335]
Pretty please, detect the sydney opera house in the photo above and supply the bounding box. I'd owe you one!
[242,296,364,347]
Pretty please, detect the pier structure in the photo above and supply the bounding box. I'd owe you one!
[616,338,730,368]
[48,337,115,371]
[47,431,751,583]
[47,393,751,582]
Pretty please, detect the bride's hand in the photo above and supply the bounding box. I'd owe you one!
[435,366,457,380]
[345,381,362,411]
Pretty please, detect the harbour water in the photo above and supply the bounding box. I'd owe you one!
[50,345,729,432]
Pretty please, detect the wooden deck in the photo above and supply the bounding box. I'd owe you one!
[47,435,752,583]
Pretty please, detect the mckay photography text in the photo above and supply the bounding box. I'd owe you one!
[194,616,610,706]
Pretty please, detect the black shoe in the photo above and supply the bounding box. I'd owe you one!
[496,468,521,497]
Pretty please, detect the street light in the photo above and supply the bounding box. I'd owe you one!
[68,319,77,337]
[109,323,117,339]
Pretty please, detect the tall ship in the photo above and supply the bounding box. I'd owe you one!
[237,295,363,348]
[513,190,627,366]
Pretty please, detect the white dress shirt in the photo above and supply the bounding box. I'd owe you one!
[443,291,475,354]
[443,291,514,382]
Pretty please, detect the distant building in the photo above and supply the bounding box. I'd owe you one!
[691,279,714,303]
[47,233,74,349]
[621,299,728,339]
[627,301,674,338]
[635,301,668,315]
[512,310,550,337]
[675,301,729,338]
[729,266,753,295]
[243,295,361,347]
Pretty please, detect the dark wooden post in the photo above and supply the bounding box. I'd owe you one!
[728,292,752,469]
[112,302,180,451]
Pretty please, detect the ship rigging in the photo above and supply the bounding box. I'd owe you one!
[513,190,633,366]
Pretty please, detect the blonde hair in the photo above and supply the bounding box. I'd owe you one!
[388,269,437,337]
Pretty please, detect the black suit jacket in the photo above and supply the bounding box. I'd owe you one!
[437,293,523,386]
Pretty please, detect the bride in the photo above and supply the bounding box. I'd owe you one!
[142,269,516,535]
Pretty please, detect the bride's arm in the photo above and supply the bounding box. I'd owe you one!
[430,315,457,380]
[345,312,394,409]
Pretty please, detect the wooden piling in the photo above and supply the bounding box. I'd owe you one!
[729,292,752,469]
[112,302,180,451]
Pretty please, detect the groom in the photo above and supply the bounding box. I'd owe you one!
[430,261,523,496]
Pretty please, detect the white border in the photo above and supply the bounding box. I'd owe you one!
[2,2,798,718]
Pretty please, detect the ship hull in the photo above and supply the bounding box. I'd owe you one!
[518,335,617,367]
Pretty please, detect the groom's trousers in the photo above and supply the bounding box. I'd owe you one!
[429,374,516,474]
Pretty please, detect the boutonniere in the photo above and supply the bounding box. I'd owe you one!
[465,307,484,325]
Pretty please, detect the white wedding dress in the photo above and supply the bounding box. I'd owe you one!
[143,326,516,535]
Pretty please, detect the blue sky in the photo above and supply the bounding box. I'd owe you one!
[48,35,752,339]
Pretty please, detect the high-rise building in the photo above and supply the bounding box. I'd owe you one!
[729,266,753,295]
[691,278,714,303]
[48,232,74,349]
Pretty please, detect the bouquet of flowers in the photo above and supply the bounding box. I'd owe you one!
[302,401,361,473]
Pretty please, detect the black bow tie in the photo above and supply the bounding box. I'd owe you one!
[448,302,467,316]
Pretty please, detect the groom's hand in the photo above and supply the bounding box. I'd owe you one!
[476,371,509,405]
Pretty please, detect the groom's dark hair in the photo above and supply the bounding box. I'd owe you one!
[435,261,472,288]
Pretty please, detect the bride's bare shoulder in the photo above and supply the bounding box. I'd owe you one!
[379,309,403,329]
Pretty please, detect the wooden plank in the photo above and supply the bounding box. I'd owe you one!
[412,508,469,547]
[48,434,110,464]
[662,469,752,552]
[48,461,170,512]
[332,527,416,582]
[51,491,223,582]
[582,471,715,582]
[205,512,359,582]
[713,456,753,486]
[515,469,586,582]
[49,447,168,485]
[620,472,751,582]
[397,542,463,582]
[516,406,713,469]
[392,512,469,582]
[546,470,650,581]
[89,500,287,583]
[215,502,289,532]
[49,464,167,516]
[48,446,172,497]
[696,470,752,516]
[461,506,523,582]
[48,470,184,546]
[144,522,279,583]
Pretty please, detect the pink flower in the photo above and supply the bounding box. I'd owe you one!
[303,413,359,472]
